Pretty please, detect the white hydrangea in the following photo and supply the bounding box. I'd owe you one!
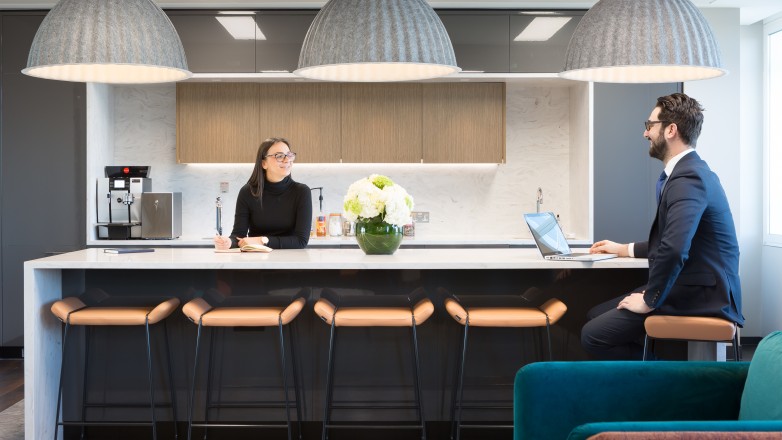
[343,175,414,227]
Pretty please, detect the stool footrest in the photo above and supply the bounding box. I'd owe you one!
[59,421,153,427]
[330,403,419,410]
[206,401,298,409]
[325,424,424,429]
[191,422,289,428]
[458,423,512,429]
[83,402,174,409]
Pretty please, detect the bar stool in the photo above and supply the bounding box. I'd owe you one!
[441,289,567,440]
[313,287,434,440]
[182,290,307,440]
[51,296,180,440]
[643,315,741,361]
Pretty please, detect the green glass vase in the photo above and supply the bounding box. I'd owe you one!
[355,220,404,255]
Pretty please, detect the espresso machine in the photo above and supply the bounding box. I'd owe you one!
[96,166,151,239]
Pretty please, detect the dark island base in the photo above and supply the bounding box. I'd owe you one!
[65,421,514,439]
[56,267,684,437]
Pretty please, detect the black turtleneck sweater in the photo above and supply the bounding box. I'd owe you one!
[229,175,312,249]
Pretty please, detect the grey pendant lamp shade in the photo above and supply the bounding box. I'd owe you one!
[295,0,460,82]
[560,0,725,83]
[23,0,191,84]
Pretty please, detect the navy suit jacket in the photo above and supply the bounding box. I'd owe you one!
[634,151,744,325]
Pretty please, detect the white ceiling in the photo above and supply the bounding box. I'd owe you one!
[0,0,780,25]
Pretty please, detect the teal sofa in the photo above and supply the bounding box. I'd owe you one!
[514,331,782,440]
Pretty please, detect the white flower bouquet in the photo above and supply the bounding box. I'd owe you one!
[343,174,414,227]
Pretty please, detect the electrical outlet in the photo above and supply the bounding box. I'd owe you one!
[412,211,429,223]
[220,181,229,193]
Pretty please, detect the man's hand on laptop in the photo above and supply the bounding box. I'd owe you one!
[590,240,629,257]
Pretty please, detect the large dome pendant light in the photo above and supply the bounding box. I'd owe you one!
[295,0,460,82]
[23,0,191,84]
[560,0,726,83]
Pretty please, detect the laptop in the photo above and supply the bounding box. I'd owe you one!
[524,212,617,261]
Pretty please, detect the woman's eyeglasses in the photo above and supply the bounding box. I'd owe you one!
[264,152,297,162]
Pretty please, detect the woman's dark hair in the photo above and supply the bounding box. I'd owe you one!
[248,137,292,199]
[656,93,704,147]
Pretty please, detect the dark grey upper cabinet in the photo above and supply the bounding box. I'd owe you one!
[438,12,510,73]
[2,14,41,73]
[254,12,316,73]
[169,13,256,73]
[1,13,86,347]
[509,12,583,73]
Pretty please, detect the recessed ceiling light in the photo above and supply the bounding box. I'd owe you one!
[514,17,572,42]
[216,16,266,40]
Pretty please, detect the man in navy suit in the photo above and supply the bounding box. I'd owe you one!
[582,93,744,360]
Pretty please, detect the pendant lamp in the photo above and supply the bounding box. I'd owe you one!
[560,0,725,83]
[23,0,191,84]
[295,0,460,82]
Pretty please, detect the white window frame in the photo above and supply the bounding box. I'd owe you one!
[764,16,782,247]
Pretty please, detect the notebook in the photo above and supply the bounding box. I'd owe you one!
[524,212,616,261]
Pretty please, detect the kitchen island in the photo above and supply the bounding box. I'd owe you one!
[25,248,647,439]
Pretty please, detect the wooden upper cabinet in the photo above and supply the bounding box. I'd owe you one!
[341,84,423,163]
[258,83,341,163]
[422,83,506,163]
[176,83,260,163]
[176,82,505,164]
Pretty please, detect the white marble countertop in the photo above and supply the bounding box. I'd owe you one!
[27,247,647,270]
[86,235,593,247]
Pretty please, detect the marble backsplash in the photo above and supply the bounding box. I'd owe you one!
[100,82,578,240]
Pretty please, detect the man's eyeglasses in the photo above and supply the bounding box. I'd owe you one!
[264,152,297,162]
[644,120,669,131]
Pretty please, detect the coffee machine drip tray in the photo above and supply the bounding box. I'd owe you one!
[96,223,142,240]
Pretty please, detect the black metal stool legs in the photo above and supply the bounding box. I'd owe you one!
[54,320,71,440]
[288,322,304,440]
[144,319,159,440]
[162,320,179,440]
[322,320,338,440]
[278,318,293,440]
[187,320,204,440]
[410,319,427,440]
[453,320,469,440]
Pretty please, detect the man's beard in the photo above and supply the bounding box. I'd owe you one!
[648,135,667,161]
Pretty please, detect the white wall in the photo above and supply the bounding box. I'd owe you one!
[95,81,591,241]
[685,8,769,337]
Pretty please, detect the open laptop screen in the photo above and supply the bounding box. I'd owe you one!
[524,212,570,257]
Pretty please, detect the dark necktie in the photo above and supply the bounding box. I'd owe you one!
[656,171,667,205]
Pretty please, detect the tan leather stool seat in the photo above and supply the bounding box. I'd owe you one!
[51,297,180,326]
[441,290,568,440]
[49,295,180,440]
[444,298,567,327]
[314,297,434,327]
[316,288,431,439]
[182,292,308,439]
[182,297,305,327]
[645,315,737,341]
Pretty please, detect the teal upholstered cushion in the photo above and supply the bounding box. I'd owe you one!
[739,331,782,420]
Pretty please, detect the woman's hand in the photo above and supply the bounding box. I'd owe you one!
[238,236,269,247]
[214,235,232,250]
[590,240,629,257]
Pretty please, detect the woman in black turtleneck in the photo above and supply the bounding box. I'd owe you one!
[214,137,312,249]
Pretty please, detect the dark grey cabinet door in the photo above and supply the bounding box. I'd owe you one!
[593,82,680,244]
[254,12,316,73]
[1,14,86,347]
[509,12,583,73]
[438,12,510,73]
[169,13,256,73]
